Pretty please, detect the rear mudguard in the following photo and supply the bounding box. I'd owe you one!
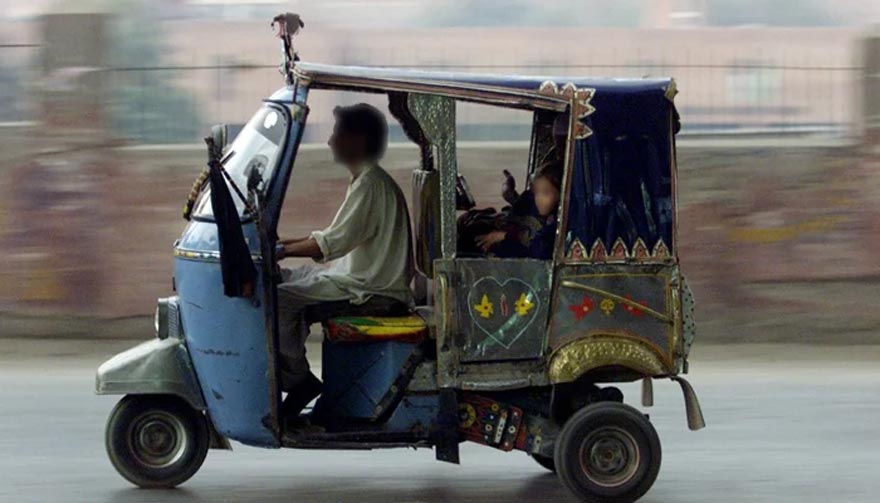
[95,338,206,411]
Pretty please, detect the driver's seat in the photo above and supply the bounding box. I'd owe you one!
[324,314,428,344]
[313,169,437,422]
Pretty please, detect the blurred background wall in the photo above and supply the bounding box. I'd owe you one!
[0,0,879,341]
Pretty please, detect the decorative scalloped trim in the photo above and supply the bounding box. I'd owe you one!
[589,238,607,261]
[568,237,672,261]
[538,80,559,96]
[632,238,649,259]
[610,237,628,259]
[568,238,588,260]
[652,239,670,258]
[536,81,596,139]
[664,79,678,103]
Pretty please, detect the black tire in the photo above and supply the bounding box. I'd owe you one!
[554,402,661,503]
[105,395,210,488]
[532,453,557,472]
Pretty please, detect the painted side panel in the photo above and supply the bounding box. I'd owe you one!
[175,220,277,447]
[452,259,552,362]
[549,263,680,373]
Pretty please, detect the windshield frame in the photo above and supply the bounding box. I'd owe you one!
[191,102,292,223]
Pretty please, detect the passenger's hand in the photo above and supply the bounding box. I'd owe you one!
[275,243,286,260]
[501,169,518,204]
[475,231,507,251]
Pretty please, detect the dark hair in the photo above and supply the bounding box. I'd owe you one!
[534,159,563,191]
[333,103,388,160]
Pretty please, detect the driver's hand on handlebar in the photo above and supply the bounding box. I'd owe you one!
[501,169,518,204]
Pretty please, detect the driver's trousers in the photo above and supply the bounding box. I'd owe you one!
[277,266,408,391]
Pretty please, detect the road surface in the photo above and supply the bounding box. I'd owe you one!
[1,338,878,503]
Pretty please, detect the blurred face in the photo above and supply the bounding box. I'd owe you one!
[533,175,560,217]
[327,123,366,166]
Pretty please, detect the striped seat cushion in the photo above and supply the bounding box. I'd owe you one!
[324,314,429,343]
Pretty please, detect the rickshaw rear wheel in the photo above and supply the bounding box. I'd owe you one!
[554,402,661,503]
[105,395,210,488]
[532,454,556,472]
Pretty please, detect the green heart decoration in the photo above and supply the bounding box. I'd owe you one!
[467,277,540,351]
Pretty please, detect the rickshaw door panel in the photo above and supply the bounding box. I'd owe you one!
[437,259,551,363]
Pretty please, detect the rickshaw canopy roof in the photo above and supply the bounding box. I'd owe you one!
[272,62,677,114]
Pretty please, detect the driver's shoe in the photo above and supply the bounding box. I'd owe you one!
[281,371,323,419]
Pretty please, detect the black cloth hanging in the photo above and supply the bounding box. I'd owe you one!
[208,148,257,297]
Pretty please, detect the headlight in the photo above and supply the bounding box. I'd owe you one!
[155,298,170,339]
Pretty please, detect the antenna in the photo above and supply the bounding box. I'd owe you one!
[271,12,305,86]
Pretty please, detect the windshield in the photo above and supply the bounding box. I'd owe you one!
[193,104,289,218]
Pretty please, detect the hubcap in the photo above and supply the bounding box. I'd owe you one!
[129,411,188,468]
[579,426,640,488]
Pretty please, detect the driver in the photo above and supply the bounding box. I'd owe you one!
[275,103,413,421]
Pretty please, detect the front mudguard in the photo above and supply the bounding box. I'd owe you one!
[96,338,206,411]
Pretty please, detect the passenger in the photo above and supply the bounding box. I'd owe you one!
[275,103,413,422]
[458,160,562,260]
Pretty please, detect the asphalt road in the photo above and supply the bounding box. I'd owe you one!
[1,339,878,503]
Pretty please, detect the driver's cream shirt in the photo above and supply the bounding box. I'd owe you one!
[294,163,413,305]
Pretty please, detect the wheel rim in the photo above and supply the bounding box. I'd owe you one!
[128,411,188,469]
[578,426,640,488]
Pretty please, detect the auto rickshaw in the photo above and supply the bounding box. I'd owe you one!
[96,14,703,503]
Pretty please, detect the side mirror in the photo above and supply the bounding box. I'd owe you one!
[247,162,264,194]
[210,124,229,153]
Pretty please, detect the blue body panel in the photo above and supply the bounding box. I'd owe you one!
[314,340,421,420]
[175,220,277,447]
[385,394,441,434]
[170,89,307,447]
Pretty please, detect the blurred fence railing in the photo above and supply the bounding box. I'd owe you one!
[103,62,867,143]
[0,45,865,143]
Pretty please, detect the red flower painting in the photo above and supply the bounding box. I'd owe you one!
[623,294,649,317]
[568,295,594,320]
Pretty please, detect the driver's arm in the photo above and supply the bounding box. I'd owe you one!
[279,238,323,260]
[280,236,310,245]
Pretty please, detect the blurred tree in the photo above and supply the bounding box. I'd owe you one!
[104,0,201,143]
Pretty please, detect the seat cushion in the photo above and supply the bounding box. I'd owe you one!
[324,314,429,343]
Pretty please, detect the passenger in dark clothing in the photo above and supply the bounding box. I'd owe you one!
[458,160,562,260]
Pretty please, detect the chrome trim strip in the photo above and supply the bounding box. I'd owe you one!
[173,248,263,263]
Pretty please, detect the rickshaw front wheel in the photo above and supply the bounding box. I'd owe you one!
[554,402,661,503]
[105,395,210,488]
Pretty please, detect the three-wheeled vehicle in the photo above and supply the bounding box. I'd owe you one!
[96,15,703,503]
